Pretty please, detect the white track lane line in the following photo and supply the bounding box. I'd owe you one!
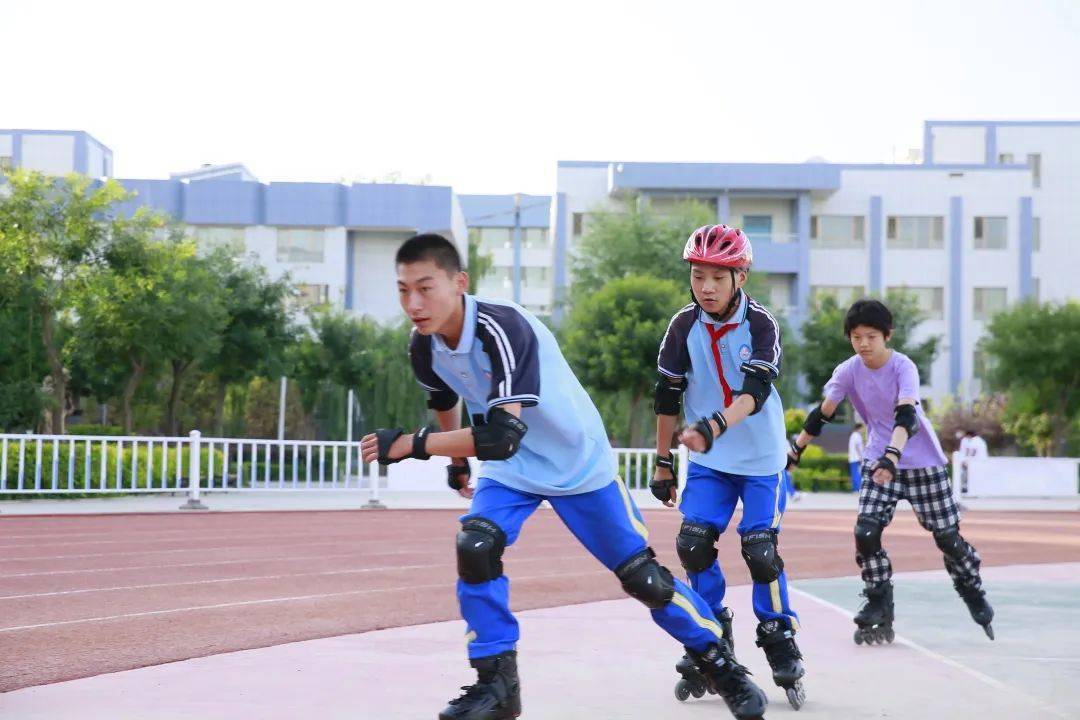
[789,586,1072,720]
[0,552,597,600]
[0,569,609,633]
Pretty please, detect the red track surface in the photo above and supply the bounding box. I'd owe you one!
[1,508,1078,692]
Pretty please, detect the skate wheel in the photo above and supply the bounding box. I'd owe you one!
[691,684,705,698]
[873,628,886,644]
[786,680,807,710]
[675,679,691,702]
[853,629,864,645]
[983,624,995,641]
[884,627,895,643]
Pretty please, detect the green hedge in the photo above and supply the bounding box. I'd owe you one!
[66,424,126,436]
[1,441,223,492]
[791,452,854,492]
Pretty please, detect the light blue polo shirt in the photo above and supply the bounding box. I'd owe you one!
[657,291,788,476]
[410,294,615,496]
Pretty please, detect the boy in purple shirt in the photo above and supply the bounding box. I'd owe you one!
[787,299,994,643]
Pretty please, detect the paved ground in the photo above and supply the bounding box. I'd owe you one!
[2,562,1075,720]
[2,506,1078,694]
[3,489,1079,514]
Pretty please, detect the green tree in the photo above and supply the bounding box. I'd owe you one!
[982,300,1080,455]
[467,229,494,295]
[0,286,48,431]
[0,170,130,433]
[203,258,296,435]
[570,196,716,300]
[800,291,941,406]
[563,275,686,447]
[68,224,195,433]
[157,244,230,435]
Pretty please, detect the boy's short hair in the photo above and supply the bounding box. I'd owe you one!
[395,233,463,275]
[844,299,893,337]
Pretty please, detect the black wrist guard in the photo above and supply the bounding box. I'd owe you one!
[412,426,432,461]
[884,445,902,460]
[655,454,675,472]
[787,439,804,469]
[375,428,405,465]
[873,453,897,480]
[446,462,471,491]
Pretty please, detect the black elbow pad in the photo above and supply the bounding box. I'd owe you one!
[737,363,772,415]
[894,403,920,439]
[803,404,835,436]
[472,407,528,460]
[427,389,459,411]
[653,377,687,415]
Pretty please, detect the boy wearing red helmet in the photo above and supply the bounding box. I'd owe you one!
[653,225,806,710]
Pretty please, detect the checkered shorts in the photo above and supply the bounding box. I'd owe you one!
[856,463,981,588]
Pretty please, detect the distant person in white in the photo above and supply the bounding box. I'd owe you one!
[960,429,988,494]
[848,422,865,492]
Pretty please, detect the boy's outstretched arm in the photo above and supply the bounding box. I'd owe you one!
[361,403,525,494]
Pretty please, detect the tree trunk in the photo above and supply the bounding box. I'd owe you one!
[40,308,67,435]
[122,360,145,435]
[165,360,190,436]
[214,379,228,437]
[628,389,644,449]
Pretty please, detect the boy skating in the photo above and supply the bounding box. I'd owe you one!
[651,225,805,709]
[788,299,994,644]
[362,234,768,720]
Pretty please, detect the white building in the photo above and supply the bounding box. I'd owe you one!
[4,120,1078,401]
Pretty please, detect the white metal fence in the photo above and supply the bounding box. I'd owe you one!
[0,431,676,508]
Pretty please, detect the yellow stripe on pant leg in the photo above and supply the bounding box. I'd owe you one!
[465,629,477,644]
[771,472,782,529]
[769,580,783,614]
[615,476,650,542]
[671,592,725,642]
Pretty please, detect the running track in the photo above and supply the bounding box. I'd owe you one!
[1,508,1078,692]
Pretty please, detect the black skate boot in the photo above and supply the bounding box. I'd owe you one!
[853,580,895,645]
[756,619,806,710]
[685,641,768,720]
[956,582,995,640]
[438,651,521,720]
[673,607,735,702]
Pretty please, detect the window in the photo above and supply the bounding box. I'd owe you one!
[811,285,865,307]
[523,228,549,250]
[760,274,793,310]
[523,266,549,287]
[295,283,330,308]
[1027,153,1041,188]
[572,213,584,237]
[998,152,1013,164]
[974,217,1007,250]
[888,286,944,320]
[1032,217,1041,251]
[886,216,944,249]
[742,215,773,243]
[0,156,12,171]
[1033,277,1041,303]
[973,287,1007,321]
[190,226,245,254]
[811,215,865,248]
[276,228,325,263]
[478,227,511,252]
[525,304,551,316]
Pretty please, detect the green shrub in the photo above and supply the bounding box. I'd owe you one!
[0,439,223,492]
[66,424,125,436]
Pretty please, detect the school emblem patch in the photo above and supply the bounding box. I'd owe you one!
[739,344,752,361]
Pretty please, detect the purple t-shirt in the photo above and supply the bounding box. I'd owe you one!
[823,351,947,469]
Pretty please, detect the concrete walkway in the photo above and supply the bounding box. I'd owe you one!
[2,563,1074,720]
[2,489,1077,515]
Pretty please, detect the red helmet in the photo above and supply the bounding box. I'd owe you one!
[682,224,753,269]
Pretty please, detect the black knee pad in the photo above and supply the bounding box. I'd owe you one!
[615,548,675,610]
[741,530,784,584]
[456,517,507,584]
[933,525,967,562]
[854,515,884,557]
[676,521,719,573]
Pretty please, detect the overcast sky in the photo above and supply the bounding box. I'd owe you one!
[8,0,1079,194]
